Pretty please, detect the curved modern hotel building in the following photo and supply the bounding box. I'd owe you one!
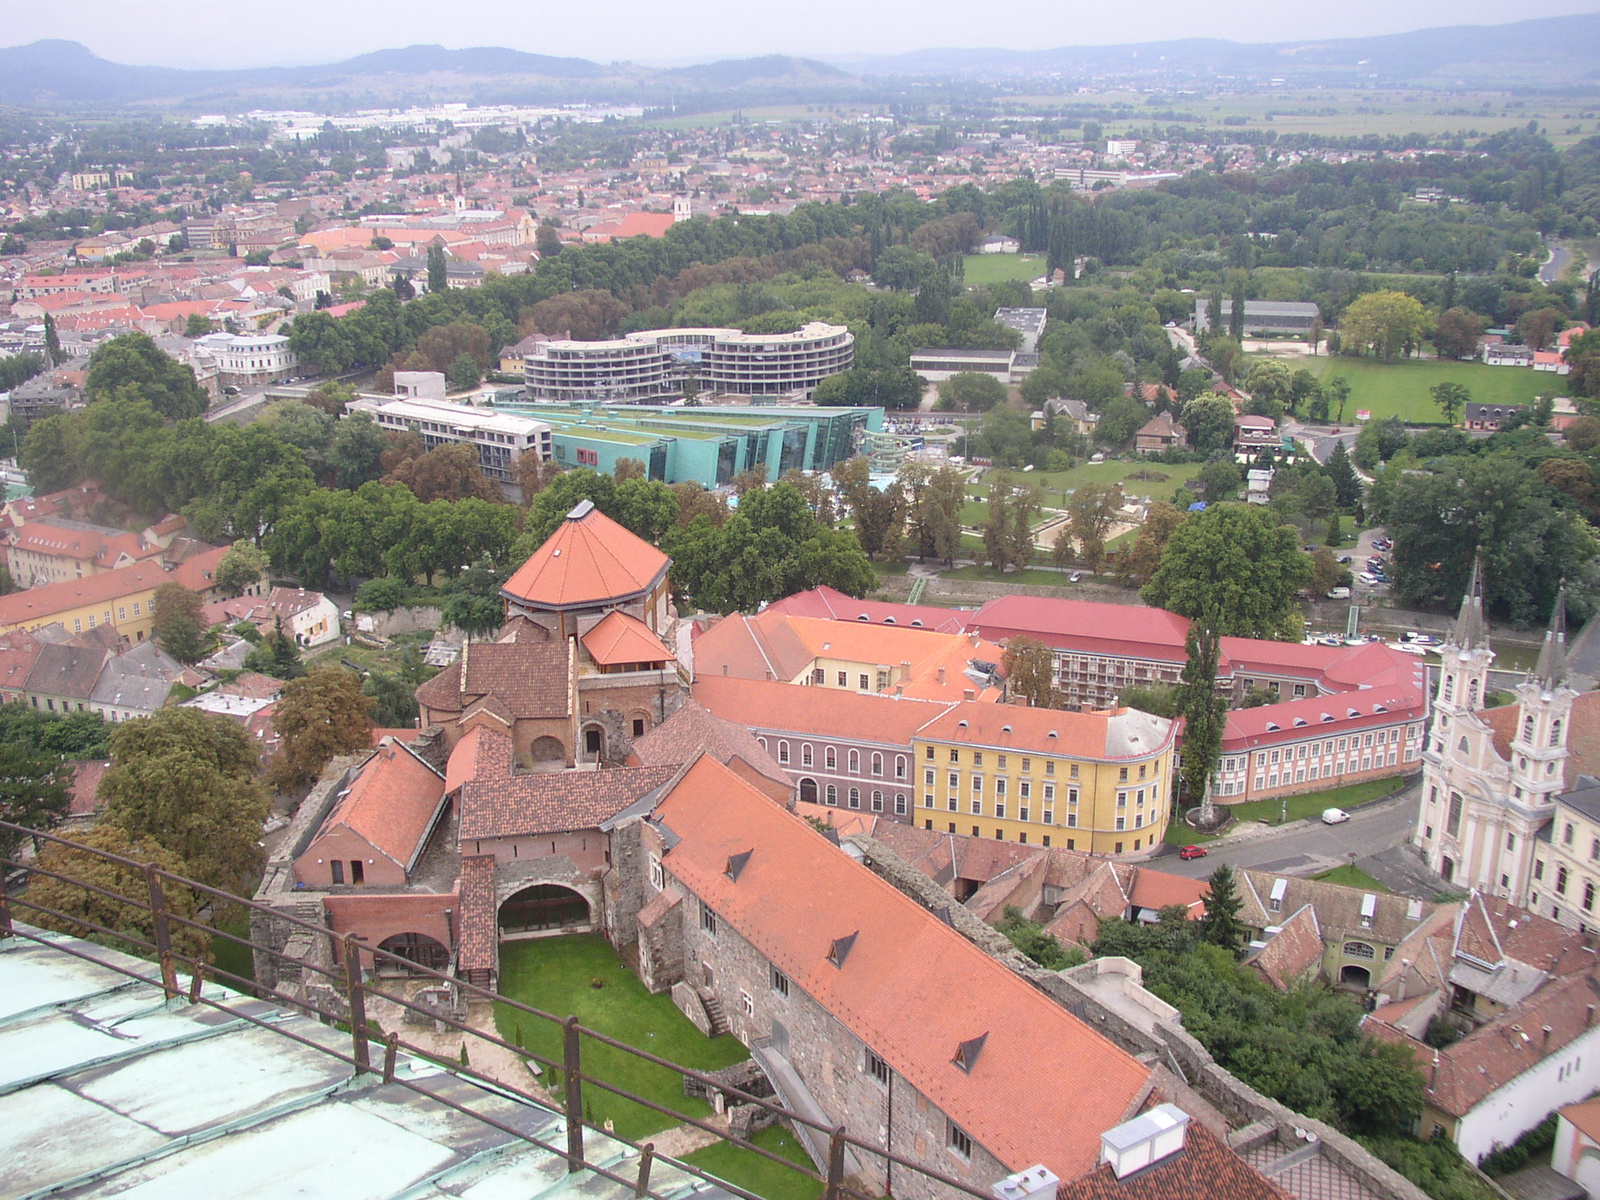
[523,322,853,402]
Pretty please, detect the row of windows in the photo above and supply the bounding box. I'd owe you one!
[72,599,143,633]
[922,819,1145,853]
[817,784,908,814]
[924,745,1083,778]
[762,739,908,779]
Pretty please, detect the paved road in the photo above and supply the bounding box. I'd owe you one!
[1541,241,1572,285]
[1152,781,1425,887]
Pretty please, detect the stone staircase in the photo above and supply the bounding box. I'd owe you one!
[697,988,730,1036]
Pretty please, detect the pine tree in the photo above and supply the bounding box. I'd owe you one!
[1175,618,1225,823]
[1327,440,1361,510]
[1200,863,1247,957]
[43,312,64,366]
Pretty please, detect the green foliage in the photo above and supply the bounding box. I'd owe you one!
[0,702,111,759]
[935,371,1007,413]
[213,541,270,599]
[1199,864,1247,955]
[84,332,208,420]
[151,583,208,664]
[267,667,376,791]
[996,906,1086,970]
[243,616,305,681]
[1117,683,1180,718]
[1360,1136,1503,1200]
[363,670,421,729]
[1143,504,1312,640]
[0,743,73,857]
[1478,1112,1558,1177]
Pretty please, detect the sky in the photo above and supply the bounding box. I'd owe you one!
[7,0,1600,69]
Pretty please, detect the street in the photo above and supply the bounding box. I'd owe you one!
[1152,781,1441,896]
[1540,240,1572,285]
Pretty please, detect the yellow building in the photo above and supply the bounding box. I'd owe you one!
[0,546,232,642]
[911,702,1178,855]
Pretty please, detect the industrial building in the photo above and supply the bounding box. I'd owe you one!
[1192,299,1321,335]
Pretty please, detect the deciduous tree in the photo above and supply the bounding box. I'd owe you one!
[1142,504,1311,640]
[268,667,377,791]
[213,540,270,599]
[1340,290,1428,362]
[151,583,208,664]
[1002,637,1058,708]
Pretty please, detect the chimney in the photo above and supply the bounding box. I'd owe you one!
[765,670,774,681]
[1587,1004,1598,1028]
[938,667,947,687]
[722,664,729,676]
[1541,1025,1553,1049]
[990,1166,1060,1200]
[1100,1105,1190,1180]
[964,688,976,701]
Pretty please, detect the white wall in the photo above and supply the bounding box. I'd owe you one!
[1456,1020,1600,1164]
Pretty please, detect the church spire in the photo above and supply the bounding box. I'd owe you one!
[1533,583,1569,689]
[1451,555,1488,650]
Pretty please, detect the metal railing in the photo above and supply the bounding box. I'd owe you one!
[0,821,995,1200]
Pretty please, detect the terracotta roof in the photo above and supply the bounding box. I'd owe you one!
[1127,869,1208,916]
[629,699,791,795]
[458,731,677,840]
[1481,692,1600,789]
[1236,869,1432,947]
[68,760,112,817]
[1057,1118,1288,1200]
[501,501,669,610]
[652,755,1152,1181]
[1248,904,1324,990]
[975,595,1193,664]
[0,545,229,631]
[0,630,42,694]
[763,585,968,634]
[1559,1098,1600,1144]
[458,855,498,973]
[693,675,952,745]
[308,739,447,874]
[414,639,570,721]
[918,701,1176,761]
[1425,966,1600,1117]
[582,610,671,666]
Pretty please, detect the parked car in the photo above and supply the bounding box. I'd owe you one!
[1327,587,1351,599]
[1373,537,1393,551]
[1358,572,1379,584]
[1367,556,1387,569]
[1069,572,1083,583]
[1179,844,1209,860]
[1322,808,1351,825]
[1337,556,1353,565]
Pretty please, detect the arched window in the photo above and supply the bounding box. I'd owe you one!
[848,749,860,774]
[1343,941,1376,960]
[1552,719,1564,747]
[895,756,907,780]
[871,752,883,777]
[825,784,838,806]
[1468,680,1479,707]
[801,743,813,766]
[848,787,861,809]
[1458,736,1470,754]
[758,737,768,751]
[1524,715,1536,742]
[778,740,790,764]
[825,746,837,770]
[871,790,884,812]
[1442,675,1454,703]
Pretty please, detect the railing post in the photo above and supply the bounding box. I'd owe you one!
[563,1015,585,1172]
[382,1031,399,1083]
[187,962,205,1003]
[634,1142,655,1199]
[825,1125,847,1200]
[342,934,371,1074]
[0,851,13,941]
[145,865,179,1000]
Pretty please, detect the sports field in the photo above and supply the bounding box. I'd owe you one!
[1302,356,1565,425]
[961,253,1046,285]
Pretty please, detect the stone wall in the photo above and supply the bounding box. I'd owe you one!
[356,605,443,637]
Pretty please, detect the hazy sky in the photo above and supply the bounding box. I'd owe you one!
[8,0,1600,69]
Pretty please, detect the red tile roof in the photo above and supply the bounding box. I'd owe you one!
[501,502,668,610]
[582,610,671,666]
[693,675,952,745]
[1057,1118,1288,1200]
[975,595,1192,664]
[1248,904,1324,990]
[459,855,498,973]
[763,585,968,634]
[629,699,791,797]
[916,701,1176,762]
[414,639,571,721]
[309,739,447,874]
[653,755,1152,1181]
[0,544,229,631]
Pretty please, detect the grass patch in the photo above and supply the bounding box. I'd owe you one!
[1225,776,1407,827]
[1312,864,1391,892]
[941,564,1077,587]
[682,1122,822,1200]
[961,253,1046,285]
[493,935,749,1140]
[1020,459,1205,505]
[210,911,256,992]
[1305,356,1563,425]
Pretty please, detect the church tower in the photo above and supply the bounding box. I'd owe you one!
[1434,557,1494,727]
[1508,584,1577,814]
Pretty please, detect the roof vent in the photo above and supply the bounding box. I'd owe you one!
[952,1032,988,1074]
[725,849,752,882]
[1407,898,1424,921]
[991,1165,1060,1200]
[1100,1104,1192,1180]
[828,932,858,967]
[911,619,923,627]
[1321,713,1334,723]
[958,719,969,728]
[1002,725,1012,734]
[1348,708,1360,719]
[567,499,595,519]
[1374,704,1388,714]
[1265,722,1280,732]
[857,614,870,622]
[1293,718,1308,727]
[552,548,561,557]
[1048,730,1057,739]
[1361,894,1377,927]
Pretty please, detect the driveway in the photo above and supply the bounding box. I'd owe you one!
[1541,241,1572,285]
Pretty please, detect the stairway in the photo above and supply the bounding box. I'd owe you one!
[697,988,730,1036]
[907,575,928,605]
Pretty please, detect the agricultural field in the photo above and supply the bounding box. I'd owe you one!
[960,253,1046,285]
[1300,356,1566,425]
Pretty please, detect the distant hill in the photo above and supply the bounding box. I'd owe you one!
[0,41,861,109]
[851,13,1600,86]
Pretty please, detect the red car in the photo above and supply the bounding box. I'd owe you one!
[1179,845,1208,860]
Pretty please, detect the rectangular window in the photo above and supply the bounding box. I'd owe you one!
[132,602,141,616]
[972,752,983,767]
[971,775,983,794]
[330,860,344,884]
[858,674,869,690]
[971,799,983,815]
[1019,781,1030,799]
[837,671,847,687]
[1019,807,1029,823]
[1042,810,1053,825]
[740,990,754,1017]
[649,855,664,889]
[866,1050,891,1086]
[995,803,1006,819]
[948,773,959,790]
[117,606,126,621]
[770,965,789,995]
[701,903,718,936]
[994,779,1006,797]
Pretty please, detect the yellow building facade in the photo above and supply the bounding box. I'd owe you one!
[911,702,1178,855]
[0,547,231,643]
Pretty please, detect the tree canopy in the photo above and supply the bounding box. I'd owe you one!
[1142,504,1312,640]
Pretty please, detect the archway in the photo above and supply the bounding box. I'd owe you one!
[1340,964,1371,988]
[1441,856,1455,883]
[500,884,591,936]
[530,736,565,763]
[376,932,450,974]
[582,724,606,761]
[799,778,818,804]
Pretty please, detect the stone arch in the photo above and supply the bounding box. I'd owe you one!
[500,883,592,937]
[799,777,819,804]
[581,723,608,762]
[530,736,565,763]
[376,931,450,974]
[1339,964,1371,988]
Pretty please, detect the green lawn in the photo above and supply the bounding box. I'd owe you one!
[1167,775,1406,844]
[1313,865,1391,892]
[961,253,1046,285]
[211,912,255,992]
[493,935,750,1140]
[1021,459,1206,505]
[942,564,1077,586]
[682,1123,822,1200]
[1305,357,1563,425]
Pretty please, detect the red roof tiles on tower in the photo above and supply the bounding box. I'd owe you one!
[501,501,669,610]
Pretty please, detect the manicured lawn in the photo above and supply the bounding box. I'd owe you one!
[961,253,1046,285]
[1304,356,1562,425]
[682,1122,822,1200]
[1023,460,1205,506]
[493,935,750,1140]
[1313,865,1391,892]
[1167,775,1406,844]
[942,564,1077,587]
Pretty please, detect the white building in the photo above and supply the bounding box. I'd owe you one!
[1413,564,1578,903]
[190,332,297,389]
[346,395,552,500]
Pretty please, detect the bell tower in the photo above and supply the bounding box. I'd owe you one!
[1509,584,1577,814]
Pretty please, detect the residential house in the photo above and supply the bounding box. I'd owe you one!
[0,544,232,642]
[1550,1098,1600,1196]
[293,738,449,889]
[89,640,188,723]
[204,587,340,649]
[1134,412,1183,455]
[1233,414,1278,453]
[25,642,110,714]
[1483,344,1537,368]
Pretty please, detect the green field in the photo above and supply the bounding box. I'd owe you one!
[1304,356,1565,425]
[682,1124,822,1200]
[961,253,1046,285]
[1167,776,1406,845]
[1312,865,1391,892]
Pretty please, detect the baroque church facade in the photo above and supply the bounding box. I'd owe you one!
[1414,563,1583,905]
